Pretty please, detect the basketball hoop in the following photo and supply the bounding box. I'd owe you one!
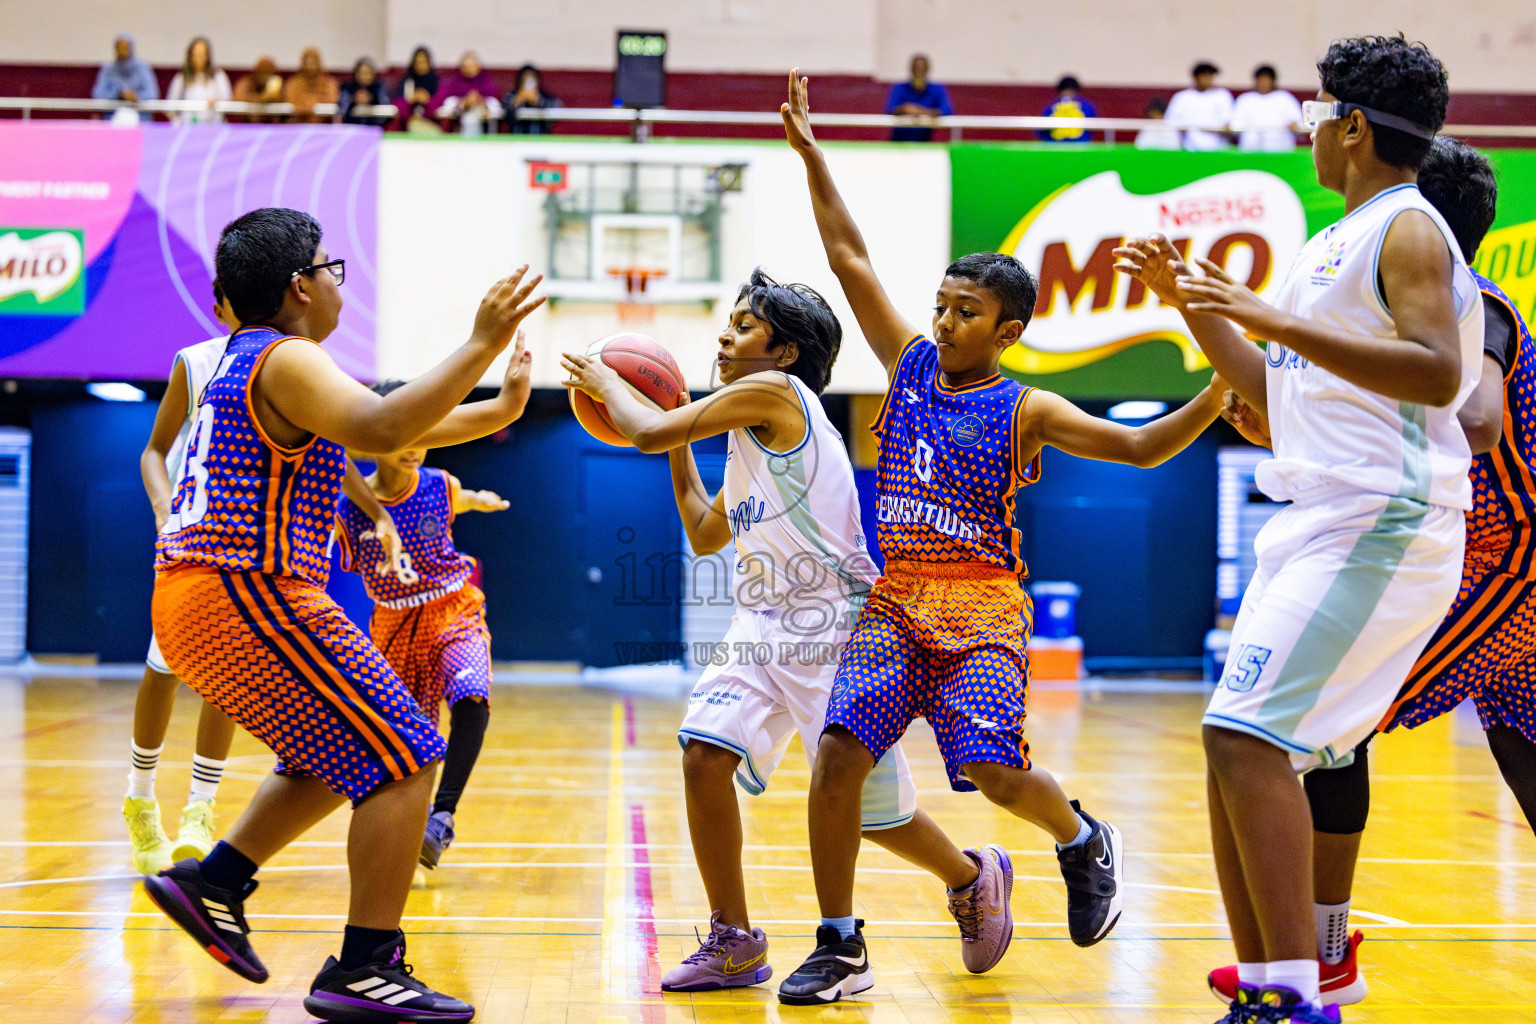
[609,267,667,323]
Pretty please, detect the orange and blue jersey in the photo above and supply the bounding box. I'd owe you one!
[1386,275,1536,744]
[336,467,474,608]
[156,325,346,587]
[870,335,1039,574]
[828,336,1041,791]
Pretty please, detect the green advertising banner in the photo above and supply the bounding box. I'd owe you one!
[0,227,85,316]
[951,145,1536,399]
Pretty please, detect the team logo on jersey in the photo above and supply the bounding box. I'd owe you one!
[727,495,765,537]
[1312,237,1347,282]
[913,438,934,482]
[419,514,443,539]
[902,387,921,404]
[950,415,985,447]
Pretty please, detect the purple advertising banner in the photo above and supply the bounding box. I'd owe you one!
[0,122,378,380]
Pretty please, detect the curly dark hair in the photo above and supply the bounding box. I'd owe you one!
[1316,34,1448,169]
[944,252,1039,331]
[1417,137,1498,263]
[735,267,842,394]
[214,208,323,325]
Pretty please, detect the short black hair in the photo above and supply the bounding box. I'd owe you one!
[1254,64,1277,80]
[1192,61,1219,77]
[214,208,322,325]
[1144,97,1168,116]
[1056,76,1081,93]
[943,252,1038,331]
[1317,34,1448,169]
[212,279,224,305]
[370,379,406,397]
[1417,137,1498,263]
[736,267,842,395]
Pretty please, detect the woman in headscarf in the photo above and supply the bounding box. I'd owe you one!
[283,47,339,123]
[166,36,232,125]
[506,64,561,135]
[436,51,502,134]
[340,57,393,127]
[395,46,440,127]
[233,57,284,123]
[92,33,159,122]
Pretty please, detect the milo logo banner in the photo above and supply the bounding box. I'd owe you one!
[0,122,378,380]
[1471,150,1536,330]
[951,148,1344,398]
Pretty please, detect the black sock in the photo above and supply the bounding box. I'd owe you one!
[433,698,489,816]
[200,841,258,893]
[1486,725,1536,830]
[340,925,400,971]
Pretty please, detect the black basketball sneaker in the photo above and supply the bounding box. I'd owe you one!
[777,920,875,1005]
[143,858,268,983]
[1055,800,1124,946]
[304,930,475,1023]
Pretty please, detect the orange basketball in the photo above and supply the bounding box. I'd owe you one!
[569,333,687,447]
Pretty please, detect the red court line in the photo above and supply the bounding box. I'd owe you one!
[1468,809,1535,833]
[16,703,134,741]
[629,802,661,1010]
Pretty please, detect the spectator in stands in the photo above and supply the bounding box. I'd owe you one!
[1133,97,1182,150]
[166,36,231,125]
[92,33,159,123]
[506,64,561,134]
[340,58,393,126]
[1232,64,1303,152]
[885,54,952,142]
[284,47,339,123]
[397,46,441,129]
[437,51,502,135]
[1165,61,1234,150]
[233,57,284,122]
[1039,75,1096,142]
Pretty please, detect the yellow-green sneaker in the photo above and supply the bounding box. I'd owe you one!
[172,799,217,862]
[123,796,173,875]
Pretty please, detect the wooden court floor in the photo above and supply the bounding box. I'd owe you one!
[0,671,1532,1022]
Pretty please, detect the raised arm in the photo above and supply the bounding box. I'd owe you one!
[414,330,533,448]
[1114,234,1269,416]
[1175,211,1464,407]
[258,269,543,452]
[141,357,192,530]
[1021,384,1224,469]
[782,70,918,376]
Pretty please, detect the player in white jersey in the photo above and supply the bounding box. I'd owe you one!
[1114,35,1470,1024]
[563,268,1016,993]
[125,281,401,875]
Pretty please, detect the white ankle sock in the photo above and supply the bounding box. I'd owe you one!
[188,754,226,806]
[127,742,162,800]
[1055,813,1093,850]
[1315,900,1351,964]
[1236,962,1265,988]
[1265,959,1321,1006]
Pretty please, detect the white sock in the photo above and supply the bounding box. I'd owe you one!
[1055,813,1093,850]
[1236,962,1265,988]
[127,742,162,800]
[1265,959,1321,1007]
[188,754,226,806]
[1315,900,1351,964]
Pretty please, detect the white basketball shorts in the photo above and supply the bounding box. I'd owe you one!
[678,603,917,830]
[1205,489,1464,771]
[146,634,170,675]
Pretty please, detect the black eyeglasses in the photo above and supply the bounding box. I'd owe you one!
[293,258,345,286]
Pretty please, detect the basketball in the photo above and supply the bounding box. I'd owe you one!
[568,333,687,446]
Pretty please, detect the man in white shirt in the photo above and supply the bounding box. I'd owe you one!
[1165,61,1234,151]
[1233,65,1303,152]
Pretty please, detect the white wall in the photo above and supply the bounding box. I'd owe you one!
[375,138,949,393]
[7,0,1533,92]
[0,0,385,69]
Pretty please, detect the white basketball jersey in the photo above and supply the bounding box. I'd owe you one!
[1257,183,1483,509]
[723,374,878,610]
[164,337,229,480]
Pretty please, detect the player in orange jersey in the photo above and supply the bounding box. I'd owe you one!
[143,207,542,1024]
[777,71,1227,1003]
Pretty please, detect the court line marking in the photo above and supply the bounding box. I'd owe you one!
[2,840,1531,871]
[600,699,625,1002]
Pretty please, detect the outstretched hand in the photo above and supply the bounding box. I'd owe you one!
[1177,258,1285,337]
[464,488,510,512]
[1112,234,1192,309]
[501,329,533,399]
[471,266,546,352]
[781,68,817,155]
